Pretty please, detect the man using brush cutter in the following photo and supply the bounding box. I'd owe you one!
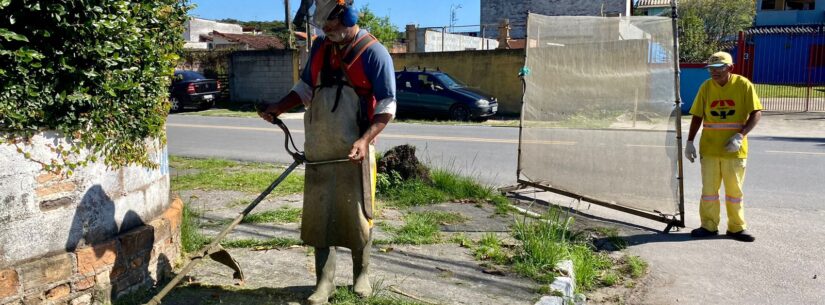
[258,0,396,303]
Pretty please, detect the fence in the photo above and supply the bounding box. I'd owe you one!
[736,26,825,112]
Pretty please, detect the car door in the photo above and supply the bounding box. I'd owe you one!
[416,74,455,114]
[395,73,422,114]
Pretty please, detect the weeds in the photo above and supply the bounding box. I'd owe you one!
[473,233,510,265]
[379,212,442,245]
[377,168,511,214]
[242,206,302,224]
[221,237,303,250]
[181,203,211,253]
[329,280,429,305]
[625,255,648,278]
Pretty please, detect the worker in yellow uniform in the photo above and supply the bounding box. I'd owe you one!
[685,52,762,242]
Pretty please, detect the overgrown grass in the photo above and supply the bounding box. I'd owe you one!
[377,169,511,214]
[221,237,303,250]
[181,203,212,253]
[242,206,302,224]
[170,156,304,194]
[470,207,623,293]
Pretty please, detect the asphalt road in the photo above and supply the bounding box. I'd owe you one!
[167,114,825,212]
[167,113,825,304]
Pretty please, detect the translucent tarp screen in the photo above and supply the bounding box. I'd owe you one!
[520,14,680,215]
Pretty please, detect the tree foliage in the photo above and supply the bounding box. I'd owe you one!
[357,5,400,48]
[0,0,190,172]
[678,0,755,62]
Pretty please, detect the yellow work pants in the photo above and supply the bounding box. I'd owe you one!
[699,157,748,233]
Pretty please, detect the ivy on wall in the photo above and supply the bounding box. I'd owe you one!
[0,0,189,172]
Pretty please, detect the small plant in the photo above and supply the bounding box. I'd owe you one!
[625,255,648,279]
[181,204,211,254]
[473,233,510,265]
[449,233,473,247]
[242,206,302,224]
[601,270,621,286]
[570,244,612,292]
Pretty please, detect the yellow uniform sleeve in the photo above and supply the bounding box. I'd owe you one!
[745,81,763,113]
[690,81,708,117]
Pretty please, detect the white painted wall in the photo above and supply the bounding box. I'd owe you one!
[0,131,170,266]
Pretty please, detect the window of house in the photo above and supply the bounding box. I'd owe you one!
[787,0,815,10]
[761,0,779,10]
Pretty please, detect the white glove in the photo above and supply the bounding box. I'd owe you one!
[685,141,697,163]
[726,133,744,153]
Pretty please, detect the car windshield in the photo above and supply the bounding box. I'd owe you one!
[433,74,466,89]
[177,71,206,81]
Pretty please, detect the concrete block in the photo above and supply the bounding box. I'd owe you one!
[72,275,96,291]
[535,296,564,305]
[550,276,574,298]
[17,253,73,291]
[70,294,92,305]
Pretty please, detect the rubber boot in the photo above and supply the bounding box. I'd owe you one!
[308,247,336,305]
[352,239,372,298]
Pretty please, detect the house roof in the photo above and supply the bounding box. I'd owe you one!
[746,25,825,35]
[211,31,286,50]
[636,0,670,8]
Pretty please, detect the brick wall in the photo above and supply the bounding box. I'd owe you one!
[229,50,297,103]
[0,199,182,305]
[481,0,631,39]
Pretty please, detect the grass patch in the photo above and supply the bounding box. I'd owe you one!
[449,232,473,247]
[755,84,825,98]
[181,203,212,254]
[242,206,302,224]
[377,168,511,214]
[625,255,648,278]
[221,237,303,250]
[377,212,445,245]
[473,233,510,265]
[170,156,304,194]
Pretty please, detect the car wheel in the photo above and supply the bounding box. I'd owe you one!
[169,96,181,113]
[449,104,471,121]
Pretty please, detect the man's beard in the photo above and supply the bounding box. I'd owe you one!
[326,30,347,43]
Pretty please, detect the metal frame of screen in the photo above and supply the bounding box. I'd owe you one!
[513,1,686,233]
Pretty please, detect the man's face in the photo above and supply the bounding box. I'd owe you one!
[708,65,731,83]
[323,18,348,43]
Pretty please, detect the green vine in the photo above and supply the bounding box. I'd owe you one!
[0,0,190,173]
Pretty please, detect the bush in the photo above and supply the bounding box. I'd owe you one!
[0,0,189,171]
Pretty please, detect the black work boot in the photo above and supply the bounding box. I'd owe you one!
[308,247,336,305]
[726,230,756,242]
[690,227,718,238]
[352,239,372,298]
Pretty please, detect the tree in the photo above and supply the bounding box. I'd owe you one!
[356,5,400,48]
[678,0,755,62]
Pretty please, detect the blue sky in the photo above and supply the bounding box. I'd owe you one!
[189,0,481,29]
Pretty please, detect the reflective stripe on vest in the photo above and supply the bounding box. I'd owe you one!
[703,123,744,130]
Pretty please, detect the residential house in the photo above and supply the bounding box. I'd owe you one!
[183,17,243,49]
[207,31,286,50]
[635,0,671,16]
[741,0,825,85]
[481,0,632,39]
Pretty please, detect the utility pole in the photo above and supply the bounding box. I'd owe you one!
[449,3,462,33]
[285,0,295,49]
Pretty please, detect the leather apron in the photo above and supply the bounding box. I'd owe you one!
[301,82,376,250]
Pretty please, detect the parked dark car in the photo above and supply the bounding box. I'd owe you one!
[395,69,498,121]
[169,70,220,112]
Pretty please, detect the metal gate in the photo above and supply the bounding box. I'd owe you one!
[737,26,825,112]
